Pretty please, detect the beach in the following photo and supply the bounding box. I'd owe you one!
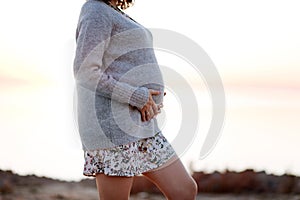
[1,170,300,200]
[1,182,299,200]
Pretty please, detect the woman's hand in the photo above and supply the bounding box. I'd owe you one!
[138,89,163,121]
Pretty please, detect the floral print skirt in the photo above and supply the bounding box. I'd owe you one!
[83,131,177,177]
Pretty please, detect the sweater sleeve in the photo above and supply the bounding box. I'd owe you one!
[73,7,149,109]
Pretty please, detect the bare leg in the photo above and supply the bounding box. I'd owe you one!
[95,173,133,200]
[142,156,198,200]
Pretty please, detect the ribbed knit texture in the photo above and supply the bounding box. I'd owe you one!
[73,0,165,150]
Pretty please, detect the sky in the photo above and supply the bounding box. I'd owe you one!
[0,0,299,181]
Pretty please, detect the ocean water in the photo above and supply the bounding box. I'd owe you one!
[1,79,299,181]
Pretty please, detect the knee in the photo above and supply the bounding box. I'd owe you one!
[183,178,198,200]
[169,178,198,200]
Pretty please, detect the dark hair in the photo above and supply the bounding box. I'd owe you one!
[101,0,134,9]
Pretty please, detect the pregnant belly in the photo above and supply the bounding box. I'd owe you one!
[118,63,165,105]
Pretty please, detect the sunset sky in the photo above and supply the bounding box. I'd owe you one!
[0,0,299,181]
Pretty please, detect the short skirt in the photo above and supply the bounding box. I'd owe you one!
[83,131,177,177]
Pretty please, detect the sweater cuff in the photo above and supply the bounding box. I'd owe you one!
[129,87,149,109]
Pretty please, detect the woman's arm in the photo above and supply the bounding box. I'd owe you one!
[73,6,149,110]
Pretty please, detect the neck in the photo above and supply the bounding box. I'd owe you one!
[109,0,117,8]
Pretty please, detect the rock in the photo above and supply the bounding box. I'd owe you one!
[192,169,300,194]
[292,179,300,193]
[0,179,13,194]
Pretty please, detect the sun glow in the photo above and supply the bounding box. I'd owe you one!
[0,0,300,180]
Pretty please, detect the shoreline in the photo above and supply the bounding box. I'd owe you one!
[1,169,300,200]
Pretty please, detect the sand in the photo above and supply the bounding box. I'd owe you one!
[1,170,299,200]
[0,181,299,200]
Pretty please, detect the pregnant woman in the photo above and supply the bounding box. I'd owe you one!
[73,0,197,199]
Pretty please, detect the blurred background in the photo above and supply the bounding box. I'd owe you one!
[0,0,299,184]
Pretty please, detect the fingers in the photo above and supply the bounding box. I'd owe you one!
[140,106,163,121]
[154,102,163,117]
[157,102,164,110]
[139,89,165,122]
[152,103,158,117]
[149,89,161,96]
[145,107,154,121]
[141,109,146,122]
[145,110,149,121]
[147,102,163,120]
[142,104,161,121]
[140,105,154,122]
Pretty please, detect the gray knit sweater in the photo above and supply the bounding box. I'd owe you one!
[73,0,164,150]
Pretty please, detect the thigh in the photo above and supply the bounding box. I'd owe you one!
[142,156,198,200]
[95,173,133,200]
